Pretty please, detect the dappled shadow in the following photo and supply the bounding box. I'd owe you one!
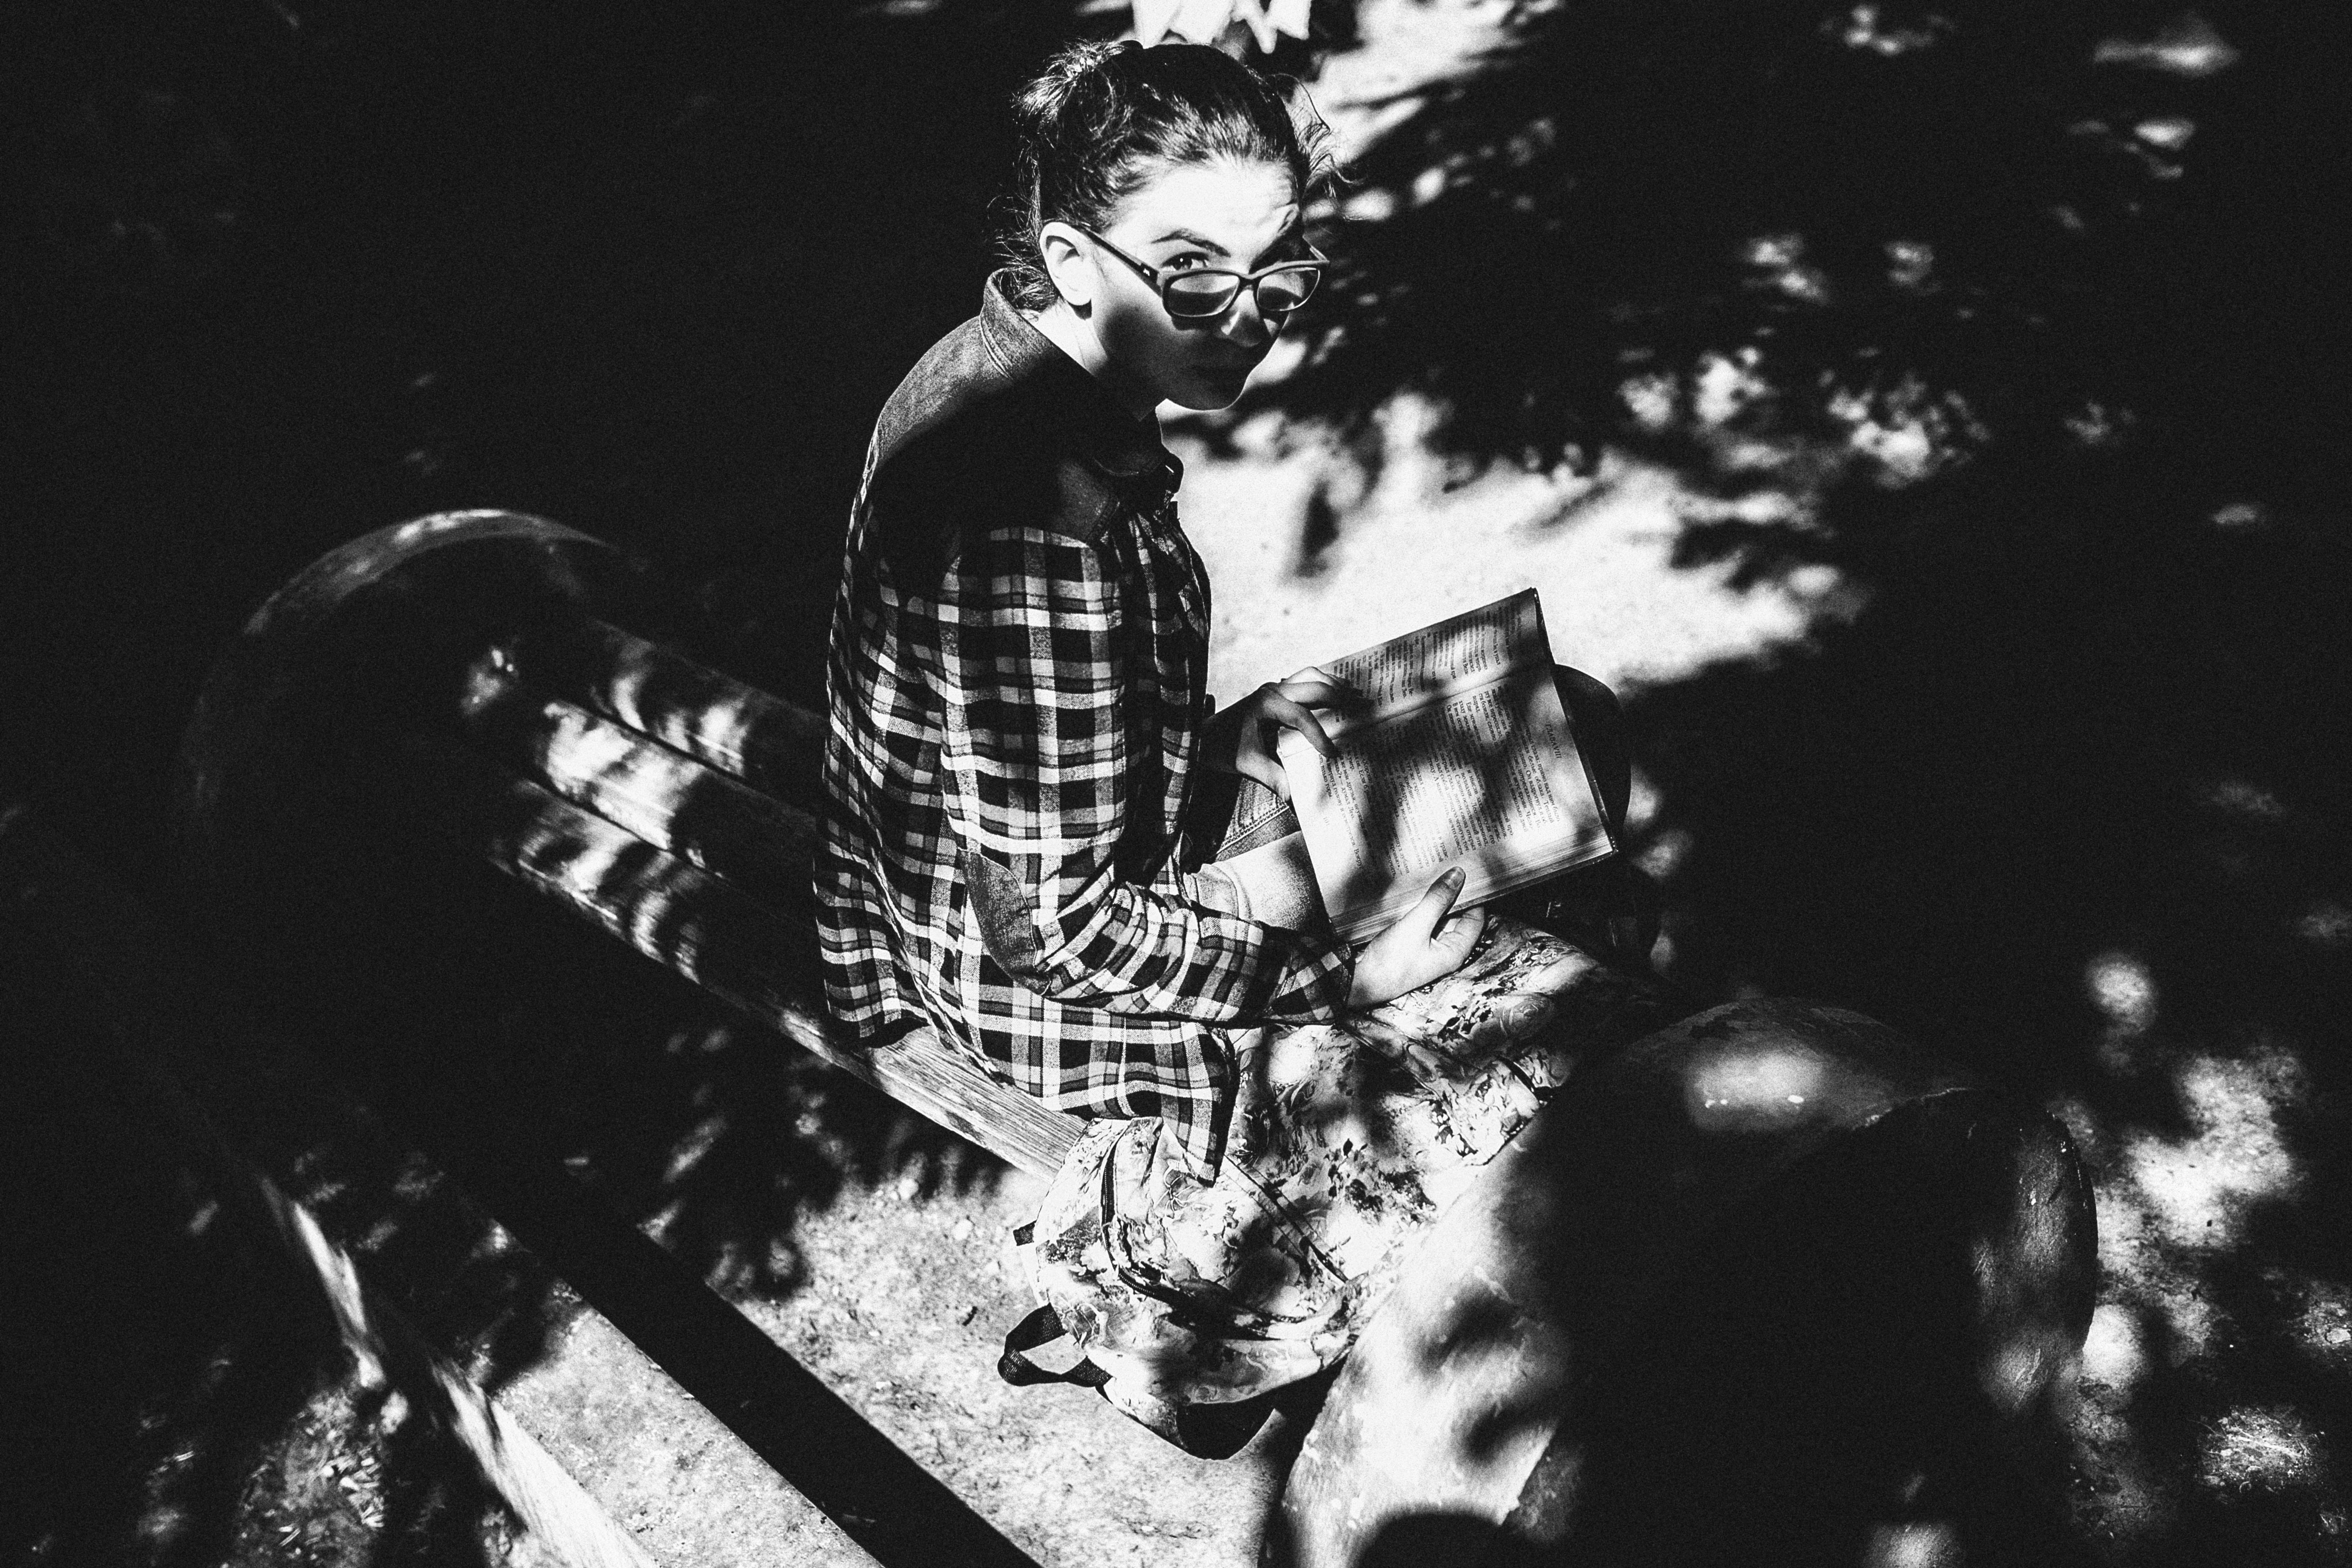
[1294,1113,2096,1568]
[175,505,1004,1296]
[1254,0,2339,519]
[1267,1002,2096,1565]
[1,3,1109,1557]
[1230,1,2352,1557]
[0,931,522,1568]
[9,0,2349,1559]
[1534,1102,2091,1566]
[159,515,1038,1563]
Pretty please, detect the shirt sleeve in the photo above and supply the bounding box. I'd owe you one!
[919,520,1354,1024]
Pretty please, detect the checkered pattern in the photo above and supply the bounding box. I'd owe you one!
[816,282,1354,1179]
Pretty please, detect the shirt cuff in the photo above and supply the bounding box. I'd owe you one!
[1264,930,1354,1023]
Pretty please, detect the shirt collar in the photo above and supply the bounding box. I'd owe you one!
[978,272,1181,498]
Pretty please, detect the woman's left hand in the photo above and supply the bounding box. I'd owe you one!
[1204,666,1359,799]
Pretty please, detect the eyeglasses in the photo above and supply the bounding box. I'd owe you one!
[1075,226,1326,322]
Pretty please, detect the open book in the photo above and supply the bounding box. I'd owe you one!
[1205,590,1616,942]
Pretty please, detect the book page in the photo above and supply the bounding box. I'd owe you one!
[1323,589,1547,721]
[1282,657,1614,939]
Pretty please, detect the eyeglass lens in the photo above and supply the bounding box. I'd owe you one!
[1163,266,1321,319]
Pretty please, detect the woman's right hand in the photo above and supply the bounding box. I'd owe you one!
[1346,867,1487,1010]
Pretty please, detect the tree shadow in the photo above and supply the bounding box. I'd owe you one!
[1,2,1106,1560]
[1233,1,2352,1557]
[9,0,2349,1560]
[0,958,520,1568]
[1253,0,2341,516]
[1529,1101,2092,1568]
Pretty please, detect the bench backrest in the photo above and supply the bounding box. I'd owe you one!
[176,513,1084,1178]
[449,614,1086,1178]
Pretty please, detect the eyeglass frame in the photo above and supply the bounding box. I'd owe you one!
[1071,224,1328,322]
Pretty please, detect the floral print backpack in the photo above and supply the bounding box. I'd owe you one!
[998,917,1669,1453]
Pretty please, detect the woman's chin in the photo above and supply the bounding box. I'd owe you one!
[1168,373,1252,412]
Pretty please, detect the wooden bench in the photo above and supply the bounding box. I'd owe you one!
[179,511,2101,1560]
[176,509,1083,1176]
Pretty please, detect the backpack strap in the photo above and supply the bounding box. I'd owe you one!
[996,1304,1110,1389]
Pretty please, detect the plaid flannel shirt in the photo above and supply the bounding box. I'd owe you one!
[816,277,1354,1178]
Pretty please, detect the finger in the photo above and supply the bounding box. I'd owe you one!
[1269,679,1356,711]
[1236,751,1290,800]
[1402,867,1467,939]
[1259,692,1337,758]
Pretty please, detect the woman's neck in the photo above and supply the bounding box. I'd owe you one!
[1028,300,1161,423]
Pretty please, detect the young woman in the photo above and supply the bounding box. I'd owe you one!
[818,39,1488,1182]
[817,39,1660,1444]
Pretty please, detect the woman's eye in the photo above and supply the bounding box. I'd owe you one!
[1164,254,1211,272]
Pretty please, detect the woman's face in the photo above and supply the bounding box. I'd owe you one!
[1063,159,1303,414]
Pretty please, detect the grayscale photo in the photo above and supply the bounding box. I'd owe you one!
[3,1,2344,1564]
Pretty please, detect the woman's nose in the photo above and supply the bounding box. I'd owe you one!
[1220,291,1274,349]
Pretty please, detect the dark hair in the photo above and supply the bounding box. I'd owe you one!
[998,40,1336,310]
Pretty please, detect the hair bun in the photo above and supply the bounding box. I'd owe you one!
[1012,39,1137,131]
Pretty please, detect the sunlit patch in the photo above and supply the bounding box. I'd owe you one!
[2081,1302,2148,1393]
[2292,1282,2352,1360]
[1182,384,1864,699]
[1861,1519,1961,1566]
[1685,1047,1826,1130]
[1503,116,1556,168]
[392,1157,438,1203]
[1835,5,1952,56]
[1884,238,1936,290]
[1743,232,1830,303]
[2200,1406,2324,1491]
[1684,478,1808,524]
[663,1112,728,1186]
[1638,826,1692,880]
[1622,768,1662,836]
[388,508,503,547]
[2202,777,2285,821]
[137,1501,190,1548]
[1826,377,1979,485]
[1980,1331,2069,1416]
[1265,1025,1326,1089]
[1619,372,1677,432]
[2121,1051,2306,1251]
[2041,1092,2111,1165]
[2086,951,2157,1033]
[2065,400,2135,447]
[2094,15,2241,77]
[1692,348,1769,428]
[2294,901,2352,949]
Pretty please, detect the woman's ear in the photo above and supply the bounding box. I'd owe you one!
[1038,222,1096,312]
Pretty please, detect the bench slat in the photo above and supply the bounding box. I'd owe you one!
[404,733,1082,1177]
[502,619,823,802]
[458,654,817,915]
